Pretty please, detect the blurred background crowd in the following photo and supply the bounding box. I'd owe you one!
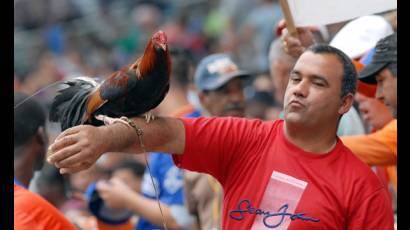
[14,0,397,229]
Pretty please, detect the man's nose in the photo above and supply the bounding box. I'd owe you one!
[375,86,384,102]
[293,80,309,98]
[229,91,244,103]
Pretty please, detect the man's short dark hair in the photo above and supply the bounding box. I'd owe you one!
[307,44,357,97]
[14,92,46,148]
[387,62,397,78]
[36,164,66,193]
[113,160,146,178]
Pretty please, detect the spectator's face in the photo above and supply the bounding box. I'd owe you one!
[375,68,397,117]
[270,59,294,106]
[200,78,246,117]
[113,169,142,193]
[284,52,351,127]
[69,166,99,192]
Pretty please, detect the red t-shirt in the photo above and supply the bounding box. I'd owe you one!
[173,117,394,229]
[14,184,77,230]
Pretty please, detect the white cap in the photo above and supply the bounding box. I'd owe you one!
[330,15,393,59]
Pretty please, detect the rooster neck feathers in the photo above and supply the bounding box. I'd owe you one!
[139,40,171,78]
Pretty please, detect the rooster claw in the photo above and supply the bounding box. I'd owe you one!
[95,114,113,125]
[95,115,130,127]
[144,113,155,123]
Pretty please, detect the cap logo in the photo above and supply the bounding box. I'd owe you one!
[207,58,238,76]
[376,45,389,53]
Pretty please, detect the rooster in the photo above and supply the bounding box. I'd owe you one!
[49,30,171,131]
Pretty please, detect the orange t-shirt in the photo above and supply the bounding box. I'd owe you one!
[14,184,77,230]
[341,119,397,191]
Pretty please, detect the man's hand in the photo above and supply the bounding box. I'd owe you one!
[97,177,189,229]
[278,20,316,58]
[47,125,112,174]
[96,177,136,209]
[47,116,185,174]
[355,93,394,130]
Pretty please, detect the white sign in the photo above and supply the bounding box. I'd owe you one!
[287,0,397,26]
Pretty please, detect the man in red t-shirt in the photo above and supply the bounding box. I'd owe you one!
[48,44,394,229]
[14,92,77,230]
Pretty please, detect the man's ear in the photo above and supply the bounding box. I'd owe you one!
[338,93,354,115]
[198,91,207,106]
[36,126,48,147]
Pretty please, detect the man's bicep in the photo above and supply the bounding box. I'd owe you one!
[151,117,186,154]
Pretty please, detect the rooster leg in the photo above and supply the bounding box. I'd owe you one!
[95,115,131,128]
[144,111,155,123]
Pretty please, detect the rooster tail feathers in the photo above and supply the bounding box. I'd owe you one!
[49,78,97,130]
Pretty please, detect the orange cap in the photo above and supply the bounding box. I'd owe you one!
[352,60,377,98]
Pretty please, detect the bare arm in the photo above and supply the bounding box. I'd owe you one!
[124,194,184,229]
[97,178,188,230]
[278,20,316,58]
[47,116,185,174]
[104,116,186,154]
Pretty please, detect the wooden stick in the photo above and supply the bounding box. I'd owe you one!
[279,0,298,36]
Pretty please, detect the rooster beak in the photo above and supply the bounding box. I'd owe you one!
[160,44,167,51]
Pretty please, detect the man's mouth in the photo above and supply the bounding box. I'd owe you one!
[288,100,305,107]
[224,103,244,112]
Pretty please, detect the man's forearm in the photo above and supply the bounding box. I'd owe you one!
[47,116,186,174]
[103,116,186,155]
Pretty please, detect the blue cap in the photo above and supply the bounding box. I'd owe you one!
[85,182,133,225]
[194,53,251,91]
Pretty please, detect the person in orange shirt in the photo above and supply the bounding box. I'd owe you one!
[14,92,77,230]
[344,57,396,191]
[343,33,397,191]
[342,119,396,190]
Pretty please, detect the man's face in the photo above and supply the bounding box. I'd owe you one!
[283,51,350,127]
[270,59,294,107]
[375,68,397,117]
[113,169,142,193]
[200,78,246,117]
